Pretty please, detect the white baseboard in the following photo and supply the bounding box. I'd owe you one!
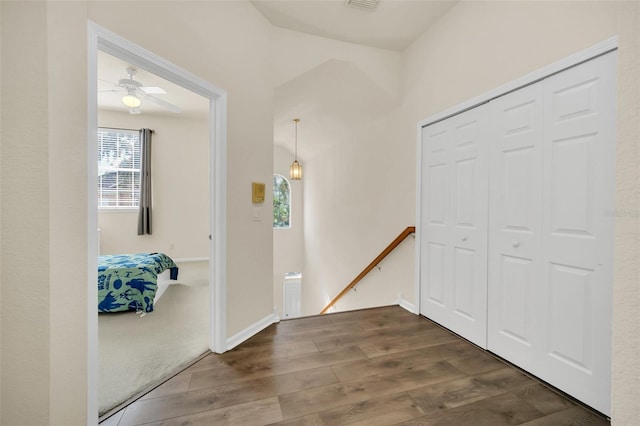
[397,297,417,315]
[173,257,209,263]
[226,312,280,351]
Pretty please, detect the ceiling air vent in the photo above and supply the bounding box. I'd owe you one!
[345,0,381,10]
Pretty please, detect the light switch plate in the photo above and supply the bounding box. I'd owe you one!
[252,206,262,221]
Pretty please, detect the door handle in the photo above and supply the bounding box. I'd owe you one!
[461,236,468,242]
[512,240,520,248]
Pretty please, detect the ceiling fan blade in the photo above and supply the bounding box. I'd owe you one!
[98,78,117,85]
[139,93,182,113]
[98,78,125,94]
[140,86,167,95]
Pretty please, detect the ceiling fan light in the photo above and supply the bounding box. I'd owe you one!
[122,94,141,108]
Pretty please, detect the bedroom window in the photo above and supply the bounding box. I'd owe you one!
[98,128,141,209]
[273,174,291,228]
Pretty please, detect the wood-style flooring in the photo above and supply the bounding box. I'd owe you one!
[101,306,609,426]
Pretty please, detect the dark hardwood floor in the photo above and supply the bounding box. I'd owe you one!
[101,306,609,426]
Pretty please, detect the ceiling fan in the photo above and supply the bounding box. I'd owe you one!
[99,66,182,115]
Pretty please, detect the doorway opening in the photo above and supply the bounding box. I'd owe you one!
[87,22,228,423]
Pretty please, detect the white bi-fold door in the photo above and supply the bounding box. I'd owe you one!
[538,52,615,414]
[488,52,615,415]
[420,51,616,415]
[487,81,544,368]
[419,105,489,348]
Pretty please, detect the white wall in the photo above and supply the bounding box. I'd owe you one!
[0,1,3,421]
[0,1,637,425]
[402,1,619,121]
[401,1,639,424]
[1,1,275,424]
[273,145,303,318]
[329,235,415,314]
[611,3,640,423]
[271,29,411,317]
[86,0,275,340]
[98,110,209,259]
[1,3,52,423]
[300,106,415,315]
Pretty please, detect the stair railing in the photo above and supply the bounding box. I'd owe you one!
[319,226,416,314]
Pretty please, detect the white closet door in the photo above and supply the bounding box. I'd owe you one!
[538,52,616,415]
[420,105,489,348]
[487,82,544,368]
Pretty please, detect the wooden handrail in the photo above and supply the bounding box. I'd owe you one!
[320,226,416,314]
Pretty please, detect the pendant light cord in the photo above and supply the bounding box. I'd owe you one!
[294,118,299,160]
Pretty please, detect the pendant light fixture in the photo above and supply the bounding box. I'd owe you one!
[289,118,303,180]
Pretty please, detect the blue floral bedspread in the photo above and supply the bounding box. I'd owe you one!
[98,253,179,313]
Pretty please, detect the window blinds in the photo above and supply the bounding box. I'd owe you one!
[97,128,141,208]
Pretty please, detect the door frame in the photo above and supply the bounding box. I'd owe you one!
[87,22,228,423]
[415,36,618,316]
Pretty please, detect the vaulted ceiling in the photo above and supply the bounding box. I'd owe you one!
[97,1,457,129]
[251,0,456,51]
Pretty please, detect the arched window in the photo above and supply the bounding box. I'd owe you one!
[273,174,291,228]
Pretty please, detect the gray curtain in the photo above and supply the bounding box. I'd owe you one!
[137,128,153,235]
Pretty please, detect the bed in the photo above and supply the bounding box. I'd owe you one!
[98,253,179,313]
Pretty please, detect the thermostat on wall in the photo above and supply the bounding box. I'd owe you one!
[252,182,265,203]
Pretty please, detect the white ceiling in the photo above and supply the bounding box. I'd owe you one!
[274,59,398,159]
[97,1,457,124]
[257,0,458,158]
[97,51,209,118]
[250,0,457,51]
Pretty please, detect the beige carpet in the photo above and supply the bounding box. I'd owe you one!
[98,272,209,415]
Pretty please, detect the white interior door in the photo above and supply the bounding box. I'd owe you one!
[536,51,616,415]
[487,82,544,368]
[420,105,489,348]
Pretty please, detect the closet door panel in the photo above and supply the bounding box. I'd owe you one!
[488,82,544,367]
[540,52,616,415]
[425,242,446,307]
[427,162,448,225]
[420,105,489,348]
[452,246,475,320]
[449,108,489,346]
[496,255,534,341]
[547,263,594,369]
[420,121,453,325]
